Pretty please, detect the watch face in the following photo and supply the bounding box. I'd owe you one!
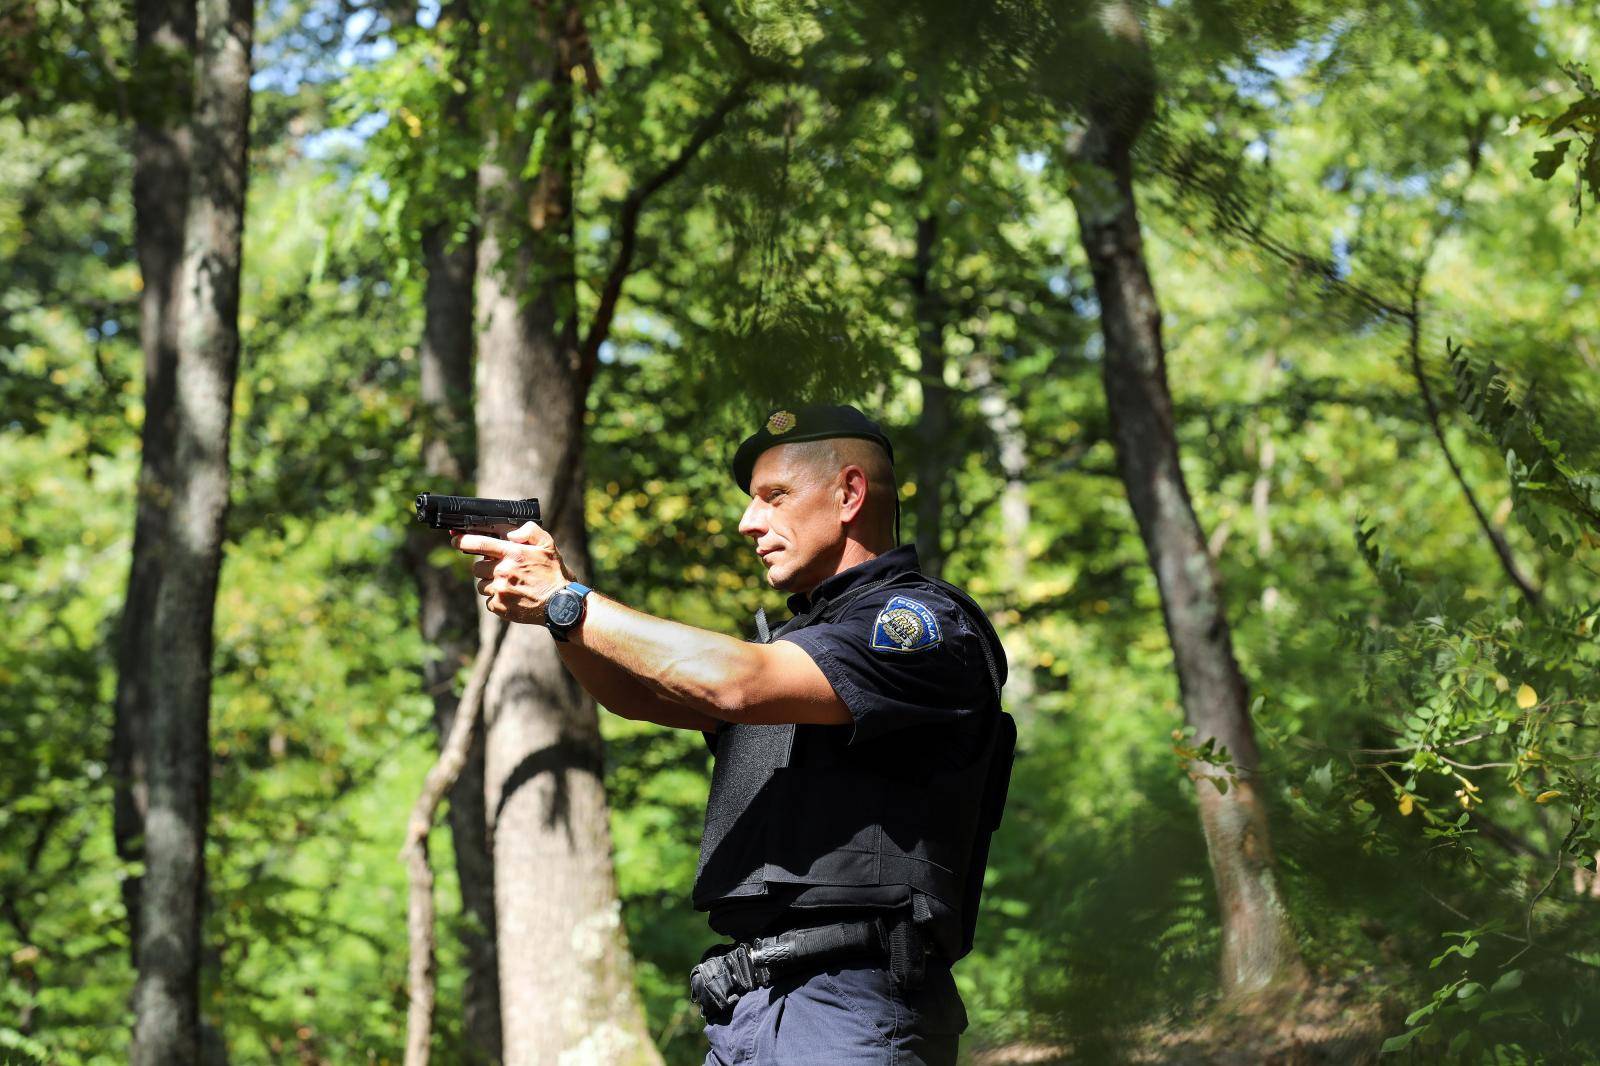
[548,591,581,627]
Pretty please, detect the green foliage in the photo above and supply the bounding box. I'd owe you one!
[8,0,1600,1063]
[0,0,129,123]
[1524,65,1600,221]
[1318,412,1600,1055]
[1450,342,1600,554]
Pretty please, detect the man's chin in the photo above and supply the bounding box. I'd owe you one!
[762,560,798,592]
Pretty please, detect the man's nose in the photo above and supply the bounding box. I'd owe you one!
[737,499,765,539]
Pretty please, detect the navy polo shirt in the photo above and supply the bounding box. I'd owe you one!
[705,545,1005,945]
[777,545,994,749]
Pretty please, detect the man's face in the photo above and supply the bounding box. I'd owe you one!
[737,444,847,593]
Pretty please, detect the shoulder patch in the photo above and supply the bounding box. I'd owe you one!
[870,595,942,653]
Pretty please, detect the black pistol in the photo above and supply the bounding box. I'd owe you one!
[414,493,541,537]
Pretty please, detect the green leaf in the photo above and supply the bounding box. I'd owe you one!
[1490,969,1524,995]
[1405,1002,1437,1025]
[1381,1028,1423,1053]
[1547,99,1600,137]
[1532,140,1573,181]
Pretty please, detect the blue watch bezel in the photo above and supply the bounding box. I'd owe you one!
[546,582,591,641]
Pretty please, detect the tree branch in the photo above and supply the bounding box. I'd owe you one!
[401,617,507,1066]
[694,0,795,81]
[1406,299,1542,606]
[577,76,754,388]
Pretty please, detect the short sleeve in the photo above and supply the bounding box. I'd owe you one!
[778,586,992,745]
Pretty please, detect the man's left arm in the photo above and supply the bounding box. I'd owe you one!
[454,523,850,728]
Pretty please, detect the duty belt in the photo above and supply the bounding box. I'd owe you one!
[688,916,928,1021]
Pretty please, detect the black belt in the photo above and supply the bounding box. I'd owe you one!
[688,916,928,1020]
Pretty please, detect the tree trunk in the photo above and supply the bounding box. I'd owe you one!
[1066,1,1303,999]
[972,356,1034,706]
[115,0,194,967]
[404,223,506,1066]
[910,111,950,576]
[397,1,503,1057]
[474,6,660,1062]
[912,213,952,576]
[129,0,251,1056]
[1251,352,1282,623]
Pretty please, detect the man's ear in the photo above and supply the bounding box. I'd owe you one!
[838,465,869,525]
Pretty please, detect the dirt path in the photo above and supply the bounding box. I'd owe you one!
[967,974,1391,1065]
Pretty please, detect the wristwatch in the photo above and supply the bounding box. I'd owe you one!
[545,582,592,642]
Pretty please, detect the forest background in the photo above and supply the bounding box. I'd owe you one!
[5,0,1600,1062]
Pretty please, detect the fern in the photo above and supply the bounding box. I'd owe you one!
[1156,875,1218,974]
[1447,339,1600,557]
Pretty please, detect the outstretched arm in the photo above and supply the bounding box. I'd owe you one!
[560,593,849,726]
[556,638,723,732]
[454,523,850,729]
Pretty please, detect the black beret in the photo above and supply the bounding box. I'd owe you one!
[731,404,896,493]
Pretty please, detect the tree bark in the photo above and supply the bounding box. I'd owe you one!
[912,211,952,576]
[404,622,507,1066]
[1066,1,1304,998]
[1251,352,1282,622]
[406,226,505,1065]
[396,0,503,1057]
[115,0,194,967]
[474,5,660,1061]
[972,355,1034,705]
[910,110,950,576]
[129,0,251,1056]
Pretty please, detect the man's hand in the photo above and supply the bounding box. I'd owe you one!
[453,521,573,625]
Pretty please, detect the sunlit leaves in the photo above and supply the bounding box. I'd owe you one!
[1523,64,1600,220]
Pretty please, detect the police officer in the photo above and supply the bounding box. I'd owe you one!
[454,404,1014,1066]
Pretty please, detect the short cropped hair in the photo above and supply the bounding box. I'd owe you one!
[789,438,898,549]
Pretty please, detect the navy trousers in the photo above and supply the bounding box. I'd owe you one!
[702,962,967,1066]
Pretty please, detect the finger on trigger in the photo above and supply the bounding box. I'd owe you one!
[455,534,507,558]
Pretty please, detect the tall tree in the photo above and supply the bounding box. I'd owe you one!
[910,100,952,576]
[1062,0,1304,997]
[129,0,252,1055]
[395,1,503,1058]
[114,0,194,968]
[472,5,659,1056]
[468,1,751,1058]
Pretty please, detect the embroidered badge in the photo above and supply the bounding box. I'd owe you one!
[766,410,796,435]
[870,595,942,653]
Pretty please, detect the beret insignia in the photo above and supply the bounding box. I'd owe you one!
[870,595,941,653]
[766,410,797,435]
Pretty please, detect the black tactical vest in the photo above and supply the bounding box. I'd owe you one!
[693,570,1017,961]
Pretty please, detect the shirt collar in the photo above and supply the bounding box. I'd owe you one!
[785,544,921,617]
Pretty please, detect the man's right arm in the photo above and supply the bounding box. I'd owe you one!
[556,639,723,733]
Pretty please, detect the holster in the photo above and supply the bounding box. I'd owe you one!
[689,941,761,1020]
[688,914,931,1021]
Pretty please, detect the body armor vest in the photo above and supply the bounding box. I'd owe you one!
[693,571,1017,960]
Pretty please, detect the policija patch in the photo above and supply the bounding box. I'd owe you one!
[870,596,942,653]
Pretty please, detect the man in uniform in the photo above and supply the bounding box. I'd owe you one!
[454,404,1014,1066]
